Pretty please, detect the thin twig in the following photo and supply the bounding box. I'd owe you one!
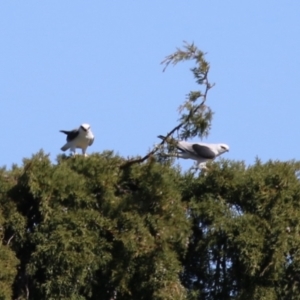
[7,234,15,246]
[26,283,30,300]
[260,261,273,277]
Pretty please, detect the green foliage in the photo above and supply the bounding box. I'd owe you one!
[0,244,18,300]
[161,41,214,140]
[0,167,20,300]
[0,152,190,299]
[181,160,300,300]
[2,153,300,299]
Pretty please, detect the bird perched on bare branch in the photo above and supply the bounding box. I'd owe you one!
[158,135,229,169]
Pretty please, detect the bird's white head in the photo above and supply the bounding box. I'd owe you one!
[80,123,91,132]
[218,144,230,154]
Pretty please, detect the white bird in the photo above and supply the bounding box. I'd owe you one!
[158,135,229,169]
[60,123,94,156]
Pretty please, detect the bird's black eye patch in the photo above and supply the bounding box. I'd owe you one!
[80,126,88,132]
[221,146,226,150]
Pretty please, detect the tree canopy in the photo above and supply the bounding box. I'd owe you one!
[1,43,300,299]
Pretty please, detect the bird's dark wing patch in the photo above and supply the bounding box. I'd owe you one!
[192,144,215,159]
[60,129,79,142]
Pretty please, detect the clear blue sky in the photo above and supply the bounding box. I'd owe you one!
[1,1,300,169]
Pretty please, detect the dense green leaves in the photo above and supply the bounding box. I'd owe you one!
[181,160,300,300]
[1,152,190,299]
[1,154,300,299]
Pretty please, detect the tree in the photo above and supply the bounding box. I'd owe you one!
[2,152,189,299]
[1,42,300,299]
[181,159,300,299]
[0,167,20,299]
[121,41,214,168]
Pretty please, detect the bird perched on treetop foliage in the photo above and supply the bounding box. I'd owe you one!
[158,135,229,170]
[60,123,94,156]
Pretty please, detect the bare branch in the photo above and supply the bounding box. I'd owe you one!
[7,234,15,246]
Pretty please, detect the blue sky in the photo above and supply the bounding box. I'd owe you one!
[1,1,300,169]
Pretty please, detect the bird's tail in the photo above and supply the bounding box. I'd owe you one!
[60,130,69,135]
[61,143,70,151]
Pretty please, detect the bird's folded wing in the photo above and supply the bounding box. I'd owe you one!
[89,137,94,146]
[60,129,79,142]
[191,144,216,159]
